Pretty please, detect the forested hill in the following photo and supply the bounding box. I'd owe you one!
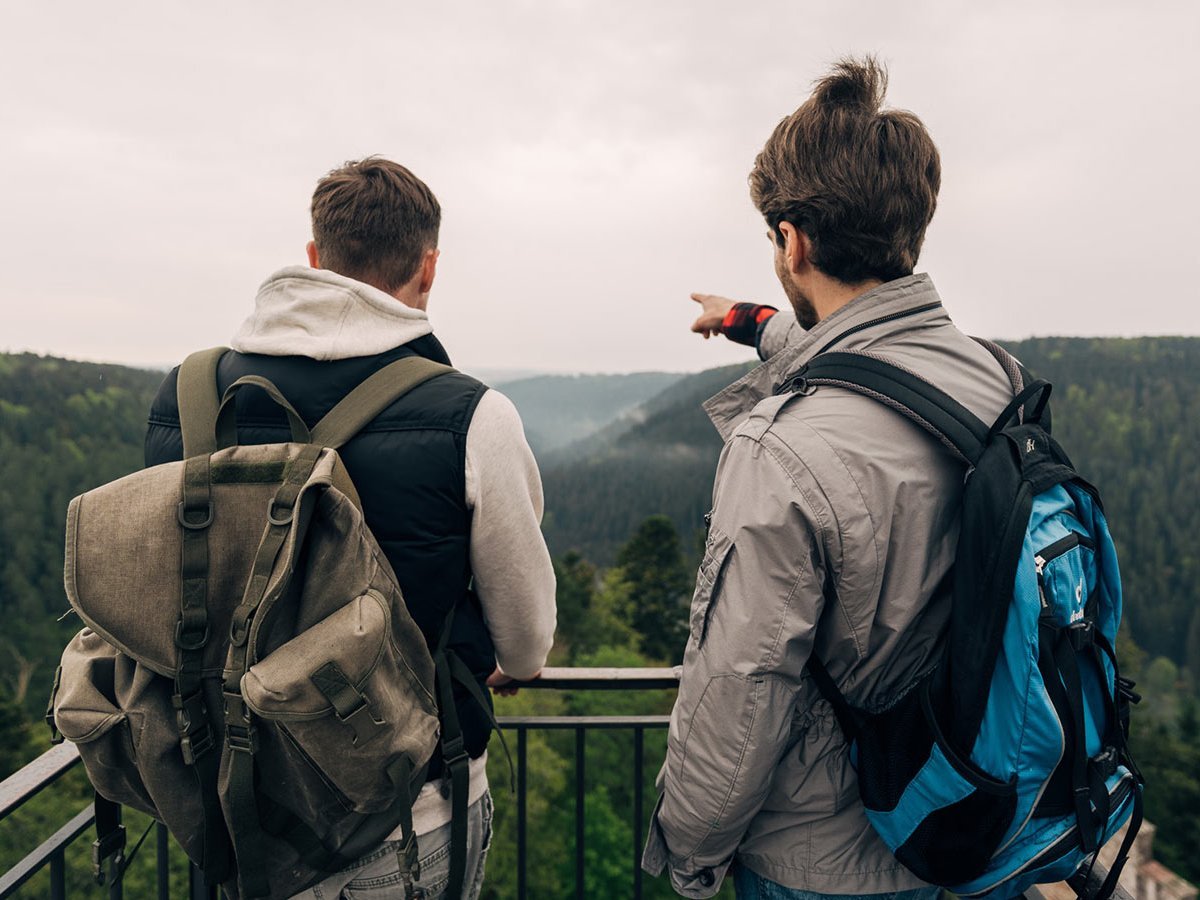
[0,354,164,710]
[539,337,1200,670]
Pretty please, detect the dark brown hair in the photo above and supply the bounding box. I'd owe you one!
[750,56,940,284]
[311,157,441,293]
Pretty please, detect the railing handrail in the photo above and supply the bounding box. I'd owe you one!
[507,665,680,691]
[0,742,80,821]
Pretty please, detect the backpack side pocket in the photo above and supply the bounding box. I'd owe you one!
[55,628,157,817]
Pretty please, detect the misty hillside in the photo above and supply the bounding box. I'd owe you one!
[499,371,685,454]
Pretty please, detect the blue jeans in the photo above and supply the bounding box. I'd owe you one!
[292,792,493,899]
[733,867,941,900]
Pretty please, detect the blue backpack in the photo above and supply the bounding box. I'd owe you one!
[796,343,1144,900]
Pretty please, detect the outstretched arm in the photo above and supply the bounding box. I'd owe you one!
[689,293,780,353]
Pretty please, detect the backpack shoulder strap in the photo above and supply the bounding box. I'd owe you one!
[798,351,990,465]
[177,346,229,458]
[310,356,457,449]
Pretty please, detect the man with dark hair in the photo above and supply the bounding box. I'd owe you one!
[145,157,556,899]
[643,58,1014,898]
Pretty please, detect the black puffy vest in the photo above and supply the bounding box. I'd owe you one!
[145,334,497,774]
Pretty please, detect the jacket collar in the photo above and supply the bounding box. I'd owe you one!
[231,266,433,361]
[703,273,949,440]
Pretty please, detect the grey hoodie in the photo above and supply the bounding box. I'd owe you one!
[643,274,1014,897]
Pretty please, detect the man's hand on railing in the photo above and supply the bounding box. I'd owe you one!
[488,666,541,697]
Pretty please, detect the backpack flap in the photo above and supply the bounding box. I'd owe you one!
[63,443,342,676]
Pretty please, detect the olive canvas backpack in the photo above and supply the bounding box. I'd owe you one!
[50,348,483,899]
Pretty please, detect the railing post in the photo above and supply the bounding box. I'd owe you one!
[156,822,170,900]
[517,727,528,900]
[109,806,123,900]
[190,861,218,900]
[48,847,65,900]
[575,728,585,900]
[633,726,645,900]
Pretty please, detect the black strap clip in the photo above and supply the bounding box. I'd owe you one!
[226,723,258,754]
[442,733,468,766]
[92,825,127,886]
[1117,675,1142,705]
[223,691,258,754]
[174,691,215,765]
[1090,746,1120,781]
[1066,619,1095,651]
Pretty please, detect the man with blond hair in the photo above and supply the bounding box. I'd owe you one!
[644,58,1013,898]
[146,157,556,898]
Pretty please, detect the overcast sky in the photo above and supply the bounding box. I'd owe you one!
[2,1,1197,375]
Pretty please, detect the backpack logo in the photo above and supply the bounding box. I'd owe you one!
[1026,437,1037,454]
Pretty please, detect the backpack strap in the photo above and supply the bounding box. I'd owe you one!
[310,356,456,449]
[795,352,991,465]
[177,347,229,458]
[432,603,472,900]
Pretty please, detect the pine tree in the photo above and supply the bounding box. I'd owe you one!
[614,516,692,664]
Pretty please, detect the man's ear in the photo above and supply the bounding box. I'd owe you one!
[778,222,813,275]
[306,240,320,269]
[417,248,439,296]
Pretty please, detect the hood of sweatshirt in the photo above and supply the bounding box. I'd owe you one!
[231,266,433,361]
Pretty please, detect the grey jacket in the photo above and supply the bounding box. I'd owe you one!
[642,275,1015,897]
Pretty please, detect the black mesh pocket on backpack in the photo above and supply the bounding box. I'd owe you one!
[850,676,1018,885]
[895,786,1018,883]
[853,681,937,814]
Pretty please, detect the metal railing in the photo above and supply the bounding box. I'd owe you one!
[502,667,678,899]
[0,667,1131,900]
[0,667,678,899]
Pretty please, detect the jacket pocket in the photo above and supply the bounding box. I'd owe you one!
[242,589,440,816]
[54,629,157,816]
[689,527,734,648]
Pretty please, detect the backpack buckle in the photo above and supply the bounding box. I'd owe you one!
[226,723,258,754]
[1066,620,1095,650]
[174,691,215,764]
[180,725,215,765]
[1090,746,1119,780]
[341,702,387,747]
[223,692,257,753]
[92,825,127,885]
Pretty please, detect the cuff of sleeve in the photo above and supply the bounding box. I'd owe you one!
[642,794,732,899]
[721,303,778,347]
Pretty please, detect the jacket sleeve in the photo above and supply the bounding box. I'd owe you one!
[144,367,184,467]
[756,308,801,361]
[464,389,557,680]
[643,431,829,898]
